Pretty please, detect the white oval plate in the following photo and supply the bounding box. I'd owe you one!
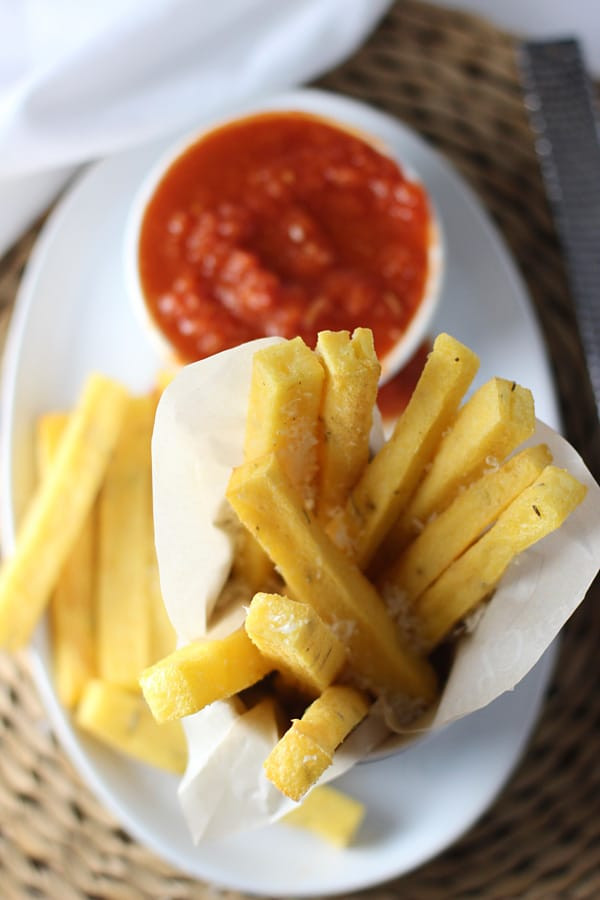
[0,89,560,896]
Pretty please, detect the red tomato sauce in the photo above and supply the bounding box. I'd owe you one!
[377,340,431,423]
[139,112,432,363]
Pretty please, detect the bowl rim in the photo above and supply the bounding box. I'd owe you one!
[124,99,444,380]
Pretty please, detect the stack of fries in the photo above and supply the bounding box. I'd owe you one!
[139,330,586,802]
[0,330,589,830]
[0,375,186,775]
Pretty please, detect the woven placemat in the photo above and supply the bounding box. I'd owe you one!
[1,2,599,897]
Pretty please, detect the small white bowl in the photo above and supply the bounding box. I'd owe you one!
[125,95,444,382]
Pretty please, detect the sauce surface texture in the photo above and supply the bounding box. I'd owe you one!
[139,112,431,362]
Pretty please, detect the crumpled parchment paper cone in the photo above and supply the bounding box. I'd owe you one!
[178,698,288,841]
[152,340,600,842]
[152,337,282,640]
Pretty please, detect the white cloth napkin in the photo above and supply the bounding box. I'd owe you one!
[0,0,391,256]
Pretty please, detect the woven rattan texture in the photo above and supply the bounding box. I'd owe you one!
[1,1,599,897]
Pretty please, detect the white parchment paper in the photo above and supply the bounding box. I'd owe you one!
[152,340,600,841]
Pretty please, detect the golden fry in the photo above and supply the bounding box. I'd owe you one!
[244,336,325,505]
[245,592,346,696]
[264,685,369,801]
[315,328,380,523]
[282,785,365,847]
[37,412,96,707]
[0,374,129,650]
[77,679,187,774]
[233,528,274,597]
[327,333,479,569]
[97,394,157,688]
[139,628,272,722]
[237,336,325,591]
[416,465,587,649]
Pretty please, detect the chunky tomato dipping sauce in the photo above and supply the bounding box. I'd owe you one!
[139,112,432,363]
[377,340,430,422]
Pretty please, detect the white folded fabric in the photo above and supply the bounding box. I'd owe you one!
[0,0,391,255]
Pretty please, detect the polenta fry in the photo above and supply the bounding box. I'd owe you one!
[236,336,325,592]
[77,679,187,774]
[244,336,325,505]
[37,412,96,708]
[315,328,380,523]
[245,592,347,696]
[282,785,365,847]
[263,685,370,801]
[139,628,272,722]
[0,374,128,650]
[97,394,157,688]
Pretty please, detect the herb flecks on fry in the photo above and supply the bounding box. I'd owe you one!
[245,592,347,697]
[415,465,587,649]
[379,444,553,607]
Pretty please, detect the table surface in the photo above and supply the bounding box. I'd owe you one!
[1,1,599,897]
[430,0,600,76]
